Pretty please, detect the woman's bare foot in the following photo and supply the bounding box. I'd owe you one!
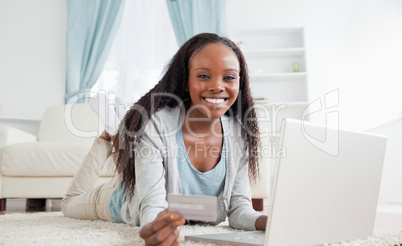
[99,130,115,143]
[89,92,127,136]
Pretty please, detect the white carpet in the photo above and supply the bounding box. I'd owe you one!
[0,212,402,246]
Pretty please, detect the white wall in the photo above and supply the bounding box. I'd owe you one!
[0,0,66,120]
[227,0,402,131]
[1,0,401,132]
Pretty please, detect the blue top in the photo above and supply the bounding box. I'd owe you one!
[109,183,126,223]
[176,114,226,196]
[117,106,262,230]
[109,114,227,223]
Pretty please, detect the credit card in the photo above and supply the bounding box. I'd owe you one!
[167,194,218,222]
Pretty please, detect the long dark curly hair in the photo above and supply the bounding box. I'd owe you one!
[113,33,260,199]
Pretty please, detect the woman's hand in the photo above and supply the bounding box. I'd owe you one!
[140,209,186,246]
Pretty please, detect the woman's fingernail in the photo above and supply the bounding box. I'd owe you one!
[170,214,179,220]
[176,218,185,225]
[177,233,185,242]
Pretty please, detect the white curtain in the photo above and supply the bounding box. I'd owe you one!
[91,0,178,104]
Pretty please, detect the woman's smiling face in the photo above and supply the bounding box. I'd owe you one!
[187,43,240,119]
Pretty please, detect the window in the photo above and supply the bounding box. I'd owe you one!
[91,0,178,104]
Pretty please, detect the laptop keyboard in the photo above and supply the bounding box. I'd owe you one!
[234,234,264,243]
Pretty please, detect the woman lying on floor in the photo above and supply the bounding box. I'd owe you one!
[61,33,268,246]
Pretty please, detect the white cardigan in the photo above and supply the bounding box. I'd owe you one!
[120,106,262,230]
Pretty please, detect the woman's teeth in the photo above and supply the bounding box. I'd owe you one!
[204,98,225,104]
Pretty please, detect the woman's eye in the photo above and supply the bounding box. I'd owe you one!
[197,74,210,79]
[224,75,236,80]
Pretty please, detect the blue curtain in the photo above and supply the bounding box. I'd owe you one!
[165,0,226,47]
[65,0,126,103]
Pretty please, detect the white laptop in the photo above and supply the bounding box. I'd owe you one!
[186,118,387,246]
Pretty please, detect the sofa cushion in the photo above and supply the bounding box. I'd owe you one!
[1,142,115,177]
[0,125,37,148]
[38,104,102,143]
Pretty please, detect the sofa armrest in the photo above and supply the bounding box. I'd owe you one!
[0,125,37,149]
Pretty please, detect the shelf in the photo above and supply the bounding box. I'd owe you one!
[254,100,309,106]
[231,27,304,36]
[231,28,305,50]
[242,48,305,58]
[249,73,306,82]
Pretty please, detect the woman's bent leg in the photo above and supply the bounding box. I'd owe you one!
[62,176,120,221]
[61,137,116,221]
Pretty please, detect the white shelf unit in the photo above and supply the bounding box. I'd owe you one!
[230,27,310,133]
[230,28,310,198]
[230,27,308,104]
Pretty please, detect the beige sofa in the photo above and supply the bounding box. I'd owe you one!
[0,104,270,211]
[0,104,114,211]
